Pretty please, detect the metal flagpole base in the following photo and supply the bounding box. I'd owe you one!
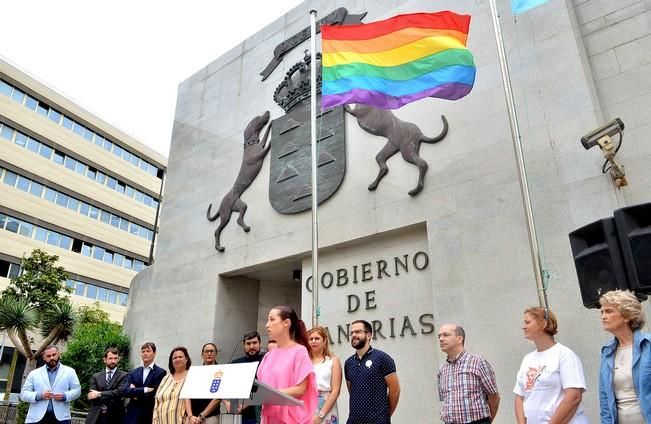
[220,414,242,424]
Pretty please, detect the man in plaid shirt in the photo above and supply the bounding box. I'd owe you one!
[437,324,500,424]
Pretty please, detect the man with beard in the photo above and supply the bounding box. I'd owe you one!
[231,331,265,424]
[186,343,221,424]
[437,323,500,424]
[344,320,400,424]
[85,347,128,424]
[20,345,81,424]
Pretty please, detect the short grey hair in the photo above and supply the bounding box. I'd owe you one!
[600,290,646,330]
[454,325,465,345]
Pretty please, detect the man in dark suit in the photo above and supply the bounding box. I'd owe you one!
[85,347,128,424]
[123,342,166,424]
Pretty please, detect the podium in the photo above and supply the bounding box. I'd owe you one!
[180,362,303,424]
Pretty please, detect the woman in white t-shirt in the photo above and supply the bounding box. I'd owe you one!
[514,307,589,424]
[308,326,342,424]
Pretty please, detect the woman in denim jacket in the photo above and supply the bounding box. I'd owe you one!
[599,290,651,423]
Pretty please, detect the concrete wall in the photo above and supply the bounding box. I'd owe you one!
[125,0,651,421]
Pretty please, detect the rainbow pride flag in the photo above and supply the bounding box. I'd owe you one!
[321,11,476,110]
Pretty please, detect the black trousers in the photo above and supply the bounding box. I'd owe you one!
[37,411,71,424]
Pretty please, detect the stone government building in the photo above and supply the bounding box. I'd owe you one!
[124,0,650,421]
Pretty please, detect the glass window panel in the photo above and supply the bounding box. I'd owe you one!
[81,243,91,256]
[100,210,110,224]
[139,160,148,171]
[107,290,117,304]
[118,293,128,306]
[116,182,125,194]
[64,156,76,171]
[5,217,19,233]
[79,202,90,216]
[97,287,108,302]
[53,151,65,165]
[16,176,30,192]
[8,263,21,279]
[0,80,12,96]
[134,191,144,202]
[62,116,74,129]
[72,122,85,136]
[48,109,62,124]
[37,101,48,116]
[96,172,106,184]
[83,128,94,142]
[86,285,97,300]
[139,226,150,238]
[107,177,117,190]
[130,155,140,166]
[44,187,56,202]
[125,186,134,198]
[66,280,75,289]
[34,227,47,242]
[74,282,86,296]
[110,214,120,228]
[113,253,124,267]
[143,194,153,207]
[86,168,96,180]
[3,171,17,186]
[103,139,112,151]
[26,138,40,153]
[29,181,43,197]
[103,251,113,264]
[59,235,72,250]
[147,229,154,241]
[11,87,25,103]
[113,144,123,157]
[74,161,86,175]
[18,221,33,237]
[94,134,104,147]
[133,260,144,272]
[38,143,53,159]
[1,126,15,141]
[0,213,5,228]
[123,150,132,162]
[119,219,129,231]
[67,197,79,212]
[14,133,27,147]
[25,95,38,110]
[55,192,69,207]
[46,231,61,246]
[129,223,139,235]
[89,206,100,219]
[123,257,132,270]
[92,246,104,260]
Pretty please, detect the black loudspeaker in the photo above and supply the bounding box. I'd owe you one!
[614,202,651,294]
[569,218,629,308]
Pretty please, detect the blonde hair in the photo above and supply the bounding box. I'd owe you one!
[525,307,558,336]
[600,290,646,330]
[307,326,332,359]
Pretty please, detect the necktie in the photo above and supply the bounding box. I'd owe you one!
[106,370,113,386]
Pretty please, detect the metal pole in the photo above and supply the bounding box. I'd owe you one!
[309,9,320,326]
[488,0,549,308]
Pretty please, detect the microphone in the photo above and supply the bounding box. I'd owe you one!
[227,336,246,363]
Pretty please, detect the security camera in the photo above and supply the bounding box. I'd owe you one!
[581,118,624,150]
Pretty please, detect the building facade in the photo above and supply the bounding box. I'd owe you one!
[0,58,167,323]
[125,0,650,421]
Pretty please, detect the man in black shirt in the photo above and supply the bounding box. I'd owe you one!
[231,331,265,424]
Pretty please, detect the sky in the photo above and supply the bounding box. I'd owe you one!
[0,0,304,157]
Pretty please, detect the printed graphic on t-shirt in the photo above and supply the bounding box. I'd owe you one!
[524,365,545,392]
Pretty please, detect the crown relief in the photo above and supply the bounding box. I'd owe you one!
[273,51,322,113]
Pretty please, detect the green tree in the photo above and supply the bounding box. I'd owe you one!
[62,303,131,410]
[0,249,75,382]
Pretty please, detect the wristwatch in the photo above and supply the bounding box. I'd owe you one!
[318,411,325,419]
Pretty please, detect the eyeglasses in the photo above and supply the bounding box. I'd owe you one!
[202,349,216,354]
[349,330,368,336]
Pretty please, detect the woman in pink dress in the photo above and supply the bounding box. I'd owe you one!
[257,306,318,424]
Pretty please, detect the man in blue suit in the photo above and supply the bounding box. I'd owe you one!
[123,342,166,424]
[20,345,81,424]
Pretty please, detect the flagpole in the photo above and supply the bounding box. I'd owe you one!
[309,9,320,326]
[488,0,549,309]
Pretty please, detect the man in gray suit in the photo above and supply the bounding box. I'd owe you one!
[85,347,128,424]
[20,345,81,424]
